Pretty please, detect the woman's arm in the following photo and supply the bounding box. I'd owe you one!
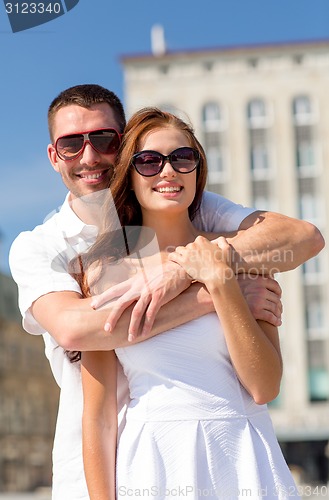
[169,236,283,405]
[81,350,117,500]
[206,277,282,404]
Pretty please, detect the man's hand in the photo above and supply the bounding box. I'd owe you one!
[237,274,282,326]
[91,261,191,341]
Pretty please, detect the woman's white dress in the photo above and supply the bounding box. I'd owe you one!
[115,313,299,499]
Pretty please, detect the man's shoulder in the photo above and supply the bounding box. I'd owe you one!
[201,190,237,209]
[13,210,62,244]
[9,202,68,262]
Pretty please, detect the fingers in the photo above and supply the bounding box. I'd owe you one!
[237,274,282,299]
[254,294,283,325]
[167,250,185,268]
[214,236,229,249]
[261,276,282,297]
[128,287,165,341]
[246,275,282,297]
[265,290,283,312]
[103,295,137,332]
[128,295,162,341]
[126,293,152,342]
[90,281,131,309]
[258,295,283,326]
[257,309,282,327]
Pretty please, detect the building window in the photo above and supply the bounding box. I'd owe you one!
[293,96,313,121]
[247,99,268,126]
[302,254,326,285]
[250,130,269,174]
[248,58,258,69]
[296,136,314,168]
[202,102,228,184]
[293,54,304,65]
[247,99,272,179]
[307,340,329,402]
[306,299,326,338]
[299,193,323,226]
[252,180,274,211]
[203,61,214,72]
[292,96,318,177]
[203,102,223,130]
[295,125,315,169]
[158,64,169,75]
[304,284,329,402]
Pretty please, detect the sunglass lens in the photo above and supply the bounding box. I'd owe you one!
[172,148,198,172]
[90,130,121,155]
[57,135,84,160]
[134,152,162,176]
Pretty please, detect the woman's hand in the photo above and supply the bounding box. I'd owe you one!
[90,261,192,341]
[168,235,234,286]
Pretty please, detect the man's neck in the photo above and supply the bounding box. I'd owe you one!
[68,191,106,227]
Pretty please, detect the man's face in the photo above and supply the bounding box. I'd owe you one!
[48,103,120,199]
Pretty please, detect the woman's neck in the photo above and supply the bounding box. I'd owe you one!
[139,212,200,252]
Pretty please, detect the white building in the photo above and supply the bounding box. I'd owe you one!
[121,38,329,483]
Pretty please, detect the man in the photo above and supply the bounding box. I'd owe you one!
[9,84,324,499]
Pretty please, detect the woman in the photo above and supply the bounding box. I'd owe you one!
[80,108,299,499]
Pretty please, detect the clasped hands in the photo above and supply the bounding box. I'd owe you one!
[90,236,282,341]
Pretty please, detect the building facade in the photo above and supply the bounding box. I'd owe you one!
[122,39,329,483]
[0,272,59,492]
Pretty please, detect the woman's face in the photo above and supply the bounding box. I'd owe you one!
[131,127,197,218]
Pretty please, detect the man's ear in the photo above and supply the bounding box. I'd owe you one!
[48,143,60,173]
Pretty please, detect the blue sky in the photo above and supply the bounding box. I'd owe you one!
[1,0,329,274]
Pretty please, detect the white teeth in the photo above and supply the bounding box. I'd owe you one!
[156,187,181,193]
[82,172,102,179]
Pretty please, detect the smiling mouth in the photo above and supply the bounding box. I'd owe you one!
[154,186,183,193]
[80,172,103,180]
[77,169,109,180]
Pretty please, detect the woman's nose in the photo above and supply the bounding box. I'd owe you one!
[160,160,176,177]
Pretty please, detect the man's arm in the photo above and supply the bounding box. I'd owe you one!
[31,273,282,350]
[231,210,324,273]
[30,283,213,351]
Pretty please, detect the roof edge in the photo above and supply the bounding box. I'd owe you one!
[120,38,329,63]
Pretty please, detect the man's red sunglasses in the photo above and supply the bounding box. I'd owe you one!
[55,128,122,161]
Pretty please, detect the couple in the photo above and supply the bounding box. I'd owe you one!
[9,84,323,499]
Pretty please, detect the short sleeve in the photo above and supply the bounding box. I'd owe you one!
[193,191,256,233]
[9,231,81,335]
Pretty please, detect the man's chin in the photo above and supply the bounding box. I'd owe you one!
[71,186,111,205]
[72,177,111,197]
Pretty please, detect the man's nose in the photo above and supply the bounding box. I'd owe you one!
[79,141,101,166]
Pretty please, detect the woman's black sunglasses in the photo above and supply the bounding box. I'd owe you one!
[131,147,200,177]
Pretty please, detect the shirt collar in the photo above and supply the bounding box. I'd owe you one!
[57,193,98,239]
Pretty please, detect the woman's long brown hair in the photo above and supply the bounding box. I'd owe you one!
[80,107,208,276]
